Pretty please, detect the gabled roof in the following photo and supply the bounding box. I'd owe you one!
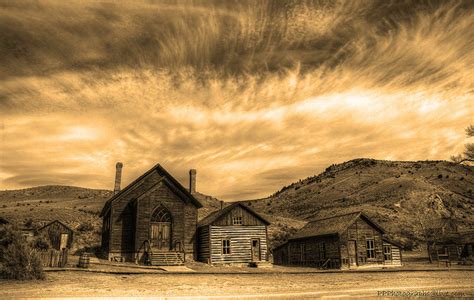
[100,163,202,217]
[198,202,270,227]
[38,220,73,232]
[289,211,385,240]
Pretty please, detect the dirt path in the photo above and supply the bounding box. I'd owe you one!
[1,271,473,298]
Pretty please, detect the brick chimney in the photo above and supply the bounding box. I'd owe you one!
[189,169,196,194]
[114,162,123,195]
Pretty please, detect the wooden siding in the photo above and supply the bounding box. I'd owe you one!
[197,225,210,262]
[383,241,402,265]
[340,217,384,265]
[212,206,266,226]
[107,169,198,262]
[286,235,340,267]
[209,225,267,263]
[38,221,73,250]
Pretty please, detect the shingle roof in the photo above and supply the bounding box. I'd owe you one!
[289,211,385,240]
[198,202,270,227]
[100,163,202,217]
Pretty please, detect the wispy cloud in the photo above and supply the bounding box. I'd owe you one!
[0,0,472,199]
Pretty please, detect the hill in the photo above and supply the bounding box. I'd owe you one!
[246,159,474,247]
[0,185,305,251]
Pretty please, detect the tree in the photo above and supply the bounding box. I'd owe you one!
[451,125,474,164]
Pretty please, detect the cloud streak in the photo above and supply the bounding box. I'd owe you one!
[0,0,473,199]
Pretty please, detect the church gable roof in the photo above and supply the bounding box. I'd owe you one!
[100,164,202,217]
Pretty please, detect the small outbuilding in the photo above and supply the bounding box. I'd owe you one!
[272,212,402,269]
[428,231,474,264]
[197,202,270,264]
[37,220,74,250]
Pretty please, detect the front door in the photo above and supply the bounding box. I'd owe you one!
[150,222,171,250]
[348,240,358,266]
[251,239,261,261]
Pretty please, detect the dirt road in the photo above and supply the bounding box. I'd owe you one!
[1,270,473,298]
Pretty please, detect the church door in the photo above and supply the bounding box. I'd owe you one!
[150,205,172,250]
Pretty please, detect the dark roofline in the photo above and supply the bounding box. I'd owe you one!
[307,211,385,234]
[382,237,404,249]
[288,232,339,241]
[38,220,73,232]
[198,202,270,227]
[287,211,386,241]
[100,163,202,217]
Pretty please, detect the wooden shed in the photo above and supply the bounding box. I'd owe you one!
[428,231,474,264]
[37,220,74,250]
[272,212,402,269]
[197,202,270,264]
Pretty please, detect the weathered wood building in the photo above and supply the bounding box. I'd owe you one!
[100,163,202,265]
[197,202,270,264]
[428,231,474,265]
[37,220,74,250]
[272,212,402,268]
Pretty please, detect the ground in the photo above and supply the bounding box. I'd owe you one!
[1,270,473,298]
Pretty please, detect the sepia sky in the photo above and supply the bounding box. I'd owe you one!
[1,0,473,200]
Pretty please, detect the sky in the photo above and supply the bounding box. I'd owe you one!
[0,0,473,200]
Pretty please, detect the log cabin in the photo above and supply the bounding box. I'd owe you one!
[197,202,270,264]
[100,163,202,265]
[37,220,74,250]
[272,212,402,269]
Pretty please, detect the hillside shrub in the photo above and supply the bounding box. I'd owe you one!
[32,236,50,251]
[437,174,443,179]
[0,226,44,280]
[77,222,94,232]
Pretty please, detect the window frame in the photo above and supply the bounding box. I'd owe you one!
[222,239,231,255]
[383,245,392,261]
[366,239,375,259]
[232,216,243,225]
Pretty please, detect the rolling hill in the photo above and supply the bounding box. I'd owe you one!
[1,158,473,251]
[245,159,474,246]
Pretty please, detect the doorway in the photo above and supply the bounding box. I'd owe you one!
[251,239,261,261]
[150,205,172,250]
[348,240,358,266]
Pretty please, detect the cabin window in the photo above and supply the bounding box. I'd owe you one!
[232,216,243,225]
[383,245,392,261]
[366,239,375,258]
[222,239,231,254]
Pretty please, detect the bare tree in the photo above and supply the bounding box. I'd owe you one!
[451,125,474,164]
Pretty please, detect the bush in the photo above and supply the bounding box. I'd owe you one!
[77,222,94,232]
[32,236,50,251]
[0,226,44,280]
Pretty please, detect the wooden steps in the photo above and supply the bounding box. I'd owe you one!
[150,251,184,266]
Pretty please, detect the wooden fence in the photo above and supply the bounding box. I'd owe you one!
[37,249,68,267]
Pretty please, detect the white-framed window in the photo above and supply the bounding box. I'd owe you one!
[232,216,243,225]
[366,239,375,259]
[383,245,392,261]
[222,239,231,254]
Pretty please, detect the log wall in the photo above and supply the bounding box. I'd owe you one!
[208,225,267,263]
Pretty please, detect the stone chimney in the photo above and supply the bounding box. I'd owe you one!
[114,162,123,195]
[189,169,196,194]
